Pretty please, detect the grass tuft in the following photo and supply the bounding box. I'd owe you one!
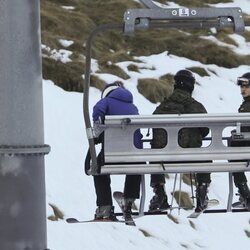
[139,228,154,237]
[245,230,250,238]
[167,214,179,224]
[48,203,64,221]
[172,191,194,210]
[137,75,174,103]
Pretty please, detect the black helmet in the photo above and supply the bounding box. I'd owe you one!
[101,81,123,98]
[237,72,250,87]
[174,69,195,93]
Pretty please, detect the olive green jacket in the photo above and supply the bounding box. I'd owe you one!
[152,89,209,148]
[239,96,250,132]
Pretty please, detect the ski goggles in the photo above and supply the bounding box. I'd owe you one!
[237,77,250,87]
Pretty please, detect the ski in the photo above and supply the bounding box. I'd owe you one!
[232,201,244,208]
[187,199,220,219]
[113,191,136,226]
[66,217,124,224]
[187,211,203,218]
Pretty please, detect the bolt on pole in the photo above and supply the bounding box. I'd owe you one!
[0,1,49,249]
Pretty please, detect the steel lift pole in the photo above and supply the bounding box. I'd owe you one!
[0,1,50,249]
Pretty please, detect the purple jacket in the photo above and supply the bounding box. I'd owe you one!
[93,87,142,148]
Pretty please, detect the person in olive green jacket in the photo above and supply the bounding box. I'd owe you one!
[149,69,211,213]
[230,72,250,210]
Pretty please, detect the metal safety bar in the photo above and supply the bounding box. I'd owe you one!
[99,113,250,174]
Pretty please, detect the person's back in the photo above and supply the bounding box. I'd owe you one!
[149,70,211,213]
[93,87,138,118]
[92,82,142,221]
[93,86,142,148]
[152,88,208,149]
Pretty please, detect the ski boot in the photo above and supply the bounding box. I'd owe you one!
[94,205,118,221]
[148,184,170,212]
[195,183,209,212]
[237,182,250,211]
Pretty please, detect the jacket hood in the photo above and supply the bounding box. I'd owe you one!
[107,87,133,103]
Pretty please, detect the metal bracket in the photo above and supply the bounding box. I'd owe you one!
[86,127,96,139]
[124,7,244,34]
[0,144,51,156]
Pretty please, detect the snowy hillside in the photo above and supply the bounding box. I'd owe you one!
[44,1,250,250]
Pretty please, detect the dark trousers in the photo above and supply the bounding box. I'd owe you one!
[93,175,141,206]
[233,172,248,187]
[150,173,211,187]
[228,138,249,187]
[229,144,249,187]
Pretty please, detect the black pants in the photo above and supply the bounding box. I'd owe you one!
[150,173,211,187]
[233,172,248,187]
[93,175,141,206]
[228,138,249,187]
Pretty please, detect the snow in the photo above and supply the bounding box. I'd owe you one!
[42,45,72,63]
[200,34,250,56]
[61,6,75,11]
[208,0,250,13]
[44,1,250,249]
[58,39,74,48]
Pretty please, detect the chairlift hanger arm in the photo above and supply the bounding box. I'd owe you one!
[124,7,244,34]
[84,24,123,174]
[139,0,161,9]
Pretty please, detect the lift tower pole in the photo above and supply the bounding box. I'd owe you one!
[0,1,50,249]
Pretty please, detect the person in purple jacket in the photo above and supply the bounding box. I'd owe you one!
[92,81,142,221]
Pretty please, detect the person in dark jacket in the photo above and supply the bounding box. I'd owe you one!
[149,69,211,213]
[230,72,250,210]
[92,81,142,220]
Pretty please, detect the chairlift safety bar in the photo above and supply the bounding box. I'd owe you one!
[101,113,250,174]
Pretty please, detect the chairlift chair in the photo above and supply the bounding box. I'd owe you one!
[83,0,250,217]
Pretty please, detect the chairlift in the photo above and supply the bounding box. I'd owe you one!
[83,0,250,217]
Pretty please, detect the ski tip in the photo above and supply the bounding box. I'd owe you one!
[66,218,79,223]
[232,201,243,208]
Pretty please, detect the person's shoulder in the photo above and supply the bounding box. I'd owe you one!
[93,97,108,108]
[240,98,250,112]
[190,98,207,112]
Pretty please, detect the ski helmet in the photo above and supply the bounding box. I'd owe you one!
[237,72,250,87]
[174,69,195,93]
[101,81,123,98]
